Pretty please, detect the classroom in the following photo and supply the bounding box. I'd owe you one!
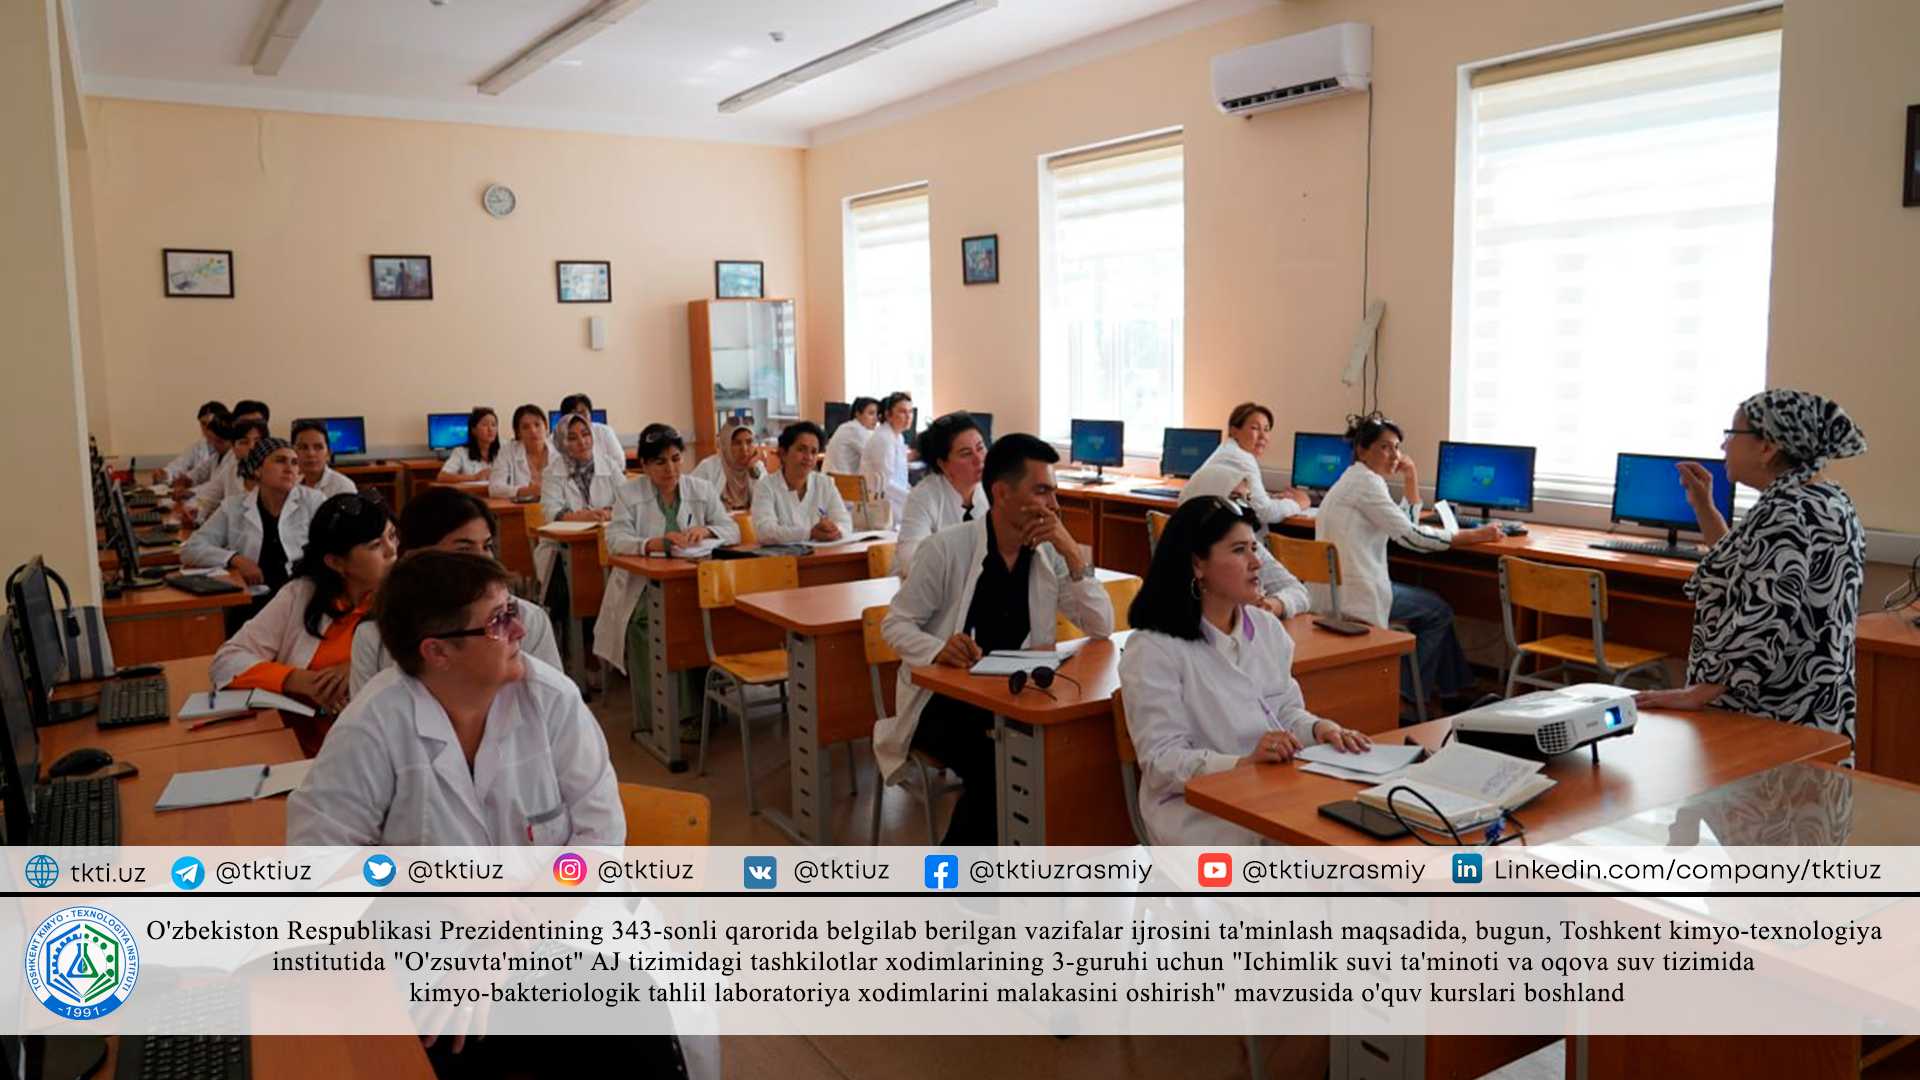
[3,0,1918,1077]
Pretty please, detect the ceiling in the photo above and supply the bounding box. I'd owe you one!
[68,0,1227,146]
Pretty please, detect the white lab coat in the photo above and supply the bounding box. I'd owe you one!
[181,485,321,578]
[750,470,851,545]
[859,428,911,520]
[690,453,765,509]
[209,576,335,689]
[438,445,495,479]
[303,468,358,500]
[591,474,740,671]
[188,452,245,520]
[535,452,621,595]
[160,439,216,483]
[1313,462,1451,627]
[896,471,988,580]
[489,440,549,500]
[1118,610,1325,846]
[549,421,627,474]
[1201,440,1303,527]
[348,596,562,697]
[824,421,874,476]
[876,516,1113,782]
[286,655,623,846]
[1177,462,1311,617]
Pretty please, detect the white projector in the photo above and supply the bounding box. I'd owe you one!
[1449,684,1638,760]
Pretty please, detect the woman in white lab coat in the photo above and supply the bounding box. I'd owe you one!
[1314,413,1503,708]
[1177,462,1311,618]
[750,421,852,545]
[859,391,914,524]
[1118,496,1371,845]
[1199,401,1316,528]
[489,403,551,501]
[290,419,358,500]
[185,418,270,522]
[349,487,562,696]
[556,392,627,471]
[181,437,322,594]
[592,425,739,675]
[824,396,879,476]
[436,406,500,480]
[690,422,765,512]
[534,413,618,598]
[211,492,397,712]
[896,410,988,579]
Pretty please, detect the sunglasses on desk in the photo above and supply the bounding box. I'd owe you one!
[1007,665,1082,699]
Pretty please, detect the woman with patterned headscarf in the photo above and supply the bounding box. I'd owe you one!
[1636,390,1868,758]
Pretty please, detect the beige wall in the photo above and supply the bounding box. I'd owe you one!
[804,0,1920,534]
[84,100,806,457]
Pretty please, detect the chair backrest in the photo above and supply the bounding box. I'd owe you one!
[1145,511,1170,557]
[866,541,897,580]
[732,510,756,546]
[1104,575,1142,633]
[1112,689,1149,845]
[696,555,800,609]
[829,472,867,504]
[521,502,546,540]
[619,782,710,845]
[596,522,611,565]
[1500,555,1607,620]
[1056,613,1086,642]
[1268,535,1341,586]
[861,605,897,666]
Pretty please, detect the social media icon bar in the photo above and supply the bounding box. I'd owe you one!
[923,854,959,890]
[553,852,588,887]
[1452,852,1483,884]
[171,855,206,890]
[743,856,778,889]
[1197,852,1233,887]
[363,854,397,887]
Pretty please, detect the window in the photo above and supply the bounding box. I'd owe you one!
[1041,135,1184,455]
[845,186,933,418]
[1453,14,1781,503]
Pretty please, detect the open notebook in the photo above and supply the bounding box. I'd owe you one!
[1356,742,1554,833]
[179,688,316,727]
[154,760,315,811]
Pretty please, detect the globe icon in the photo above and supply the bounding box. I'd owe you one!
[24,854,59,889]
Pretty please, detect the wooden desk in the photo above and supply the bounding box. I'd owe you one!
[486,498,537,582]
[101,574,250,665]
[1053,476,1181,578]
[1857,603,1920,783]
[606,538,891,771]
[116,728,303,844]
[910,616,1414,845]
[44,655,285,761]
[536,523,606,686]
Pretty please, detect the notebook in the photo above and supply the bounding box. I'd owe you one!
[969,650,1071,676]
[1355,742,1554,832]
[154,760,315,811]
[180,689,317,727]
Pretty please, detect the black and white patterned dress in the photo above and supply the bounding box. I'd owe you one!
[1684,476,1865,758]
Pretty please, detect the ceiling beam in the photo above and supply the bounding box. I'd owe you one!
[248,0,324,77]
[718,0,997,115]
[477,0,652,96]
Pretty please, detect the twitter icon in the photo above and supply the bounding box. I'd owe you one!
[171,855,205,891]
[363,854,397,888]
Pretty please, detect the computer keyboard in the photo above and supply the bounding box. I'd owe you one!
[135,529,178,547]
[1130,487,1180,500]
[100,676,170,729]
[125,493,161,509]
[1453,517,1528,536]
[30,776,121,846]
[115,1036,250,1080]
[163,573,244,596]
[1590,539,1707,561]
[128,510,163,527]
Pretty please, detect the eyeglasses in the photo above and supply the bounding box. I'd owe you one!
[431,604,523,644]
[1723,427,1759,439]
[1007,666,1082,699]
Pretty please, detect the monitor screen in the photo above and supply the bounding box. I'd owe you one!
[548,408,609,430]
[824,401,852,439]
[969,412,993,446]
[1160,427,1220,479]
[1612,453,1733,532]
[314,416,367,455]
[1434,441,1536,513]
[1069,419,1125,468]
[1291,433,1352,491]
[0,643,39,841]
[7,559,66,711]
[428,413,471,451]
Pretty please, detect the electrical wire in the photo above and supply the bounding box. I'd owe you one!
[1360,89,1377,415]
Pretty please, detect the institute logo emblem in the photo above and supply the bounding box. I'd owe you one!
[24,906,139,1020]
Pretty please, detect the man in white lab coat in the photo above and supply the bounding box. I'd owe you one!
[879,433,1113,845]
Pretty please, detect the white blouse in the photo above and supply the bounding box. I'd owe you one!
[489,440,549,500]
[750,470,852,545]
[304,468,358,500]
[1312,462,1451,627]
[824,421,874,477]
[439,445,496,479]
[896,471,987,579]
[1201,440,1303,527]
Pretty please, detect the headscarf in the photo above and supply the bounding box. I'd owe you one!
[1739,390,1867,482]
[1178,462,1251,508]
[240,436,292,481]
[560,416,597,504]
[717,423,757,511]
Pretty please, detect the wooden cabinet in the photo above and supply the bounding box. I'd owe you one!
[688,298,798,460]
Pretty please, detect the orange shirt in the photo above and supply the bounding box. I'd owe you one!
[227,599,370,695]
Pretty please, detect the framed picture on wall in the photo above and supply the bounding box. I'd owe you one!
[370,255,433,300]
[715,260,764,299]
[556,260,612,303]
[162,248,234,298]
[962,234,998,285]
[1905,104,1920,208]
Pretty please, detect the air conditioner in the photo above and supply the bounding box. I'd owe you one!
[1211,22,1371,117]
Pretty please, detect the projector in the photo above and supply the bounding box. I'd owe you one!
[1449,684,1638,761]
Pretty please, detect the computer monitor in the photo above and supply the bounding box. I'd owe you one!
[1160,427,1220,479]
[5,558,72,727]
[1434,441,1537,518]
[1291,433,1353,492]
[306,416,367,456]
[103,486,162,594]
[969,412,994,446]
[1067,419,1125,483]
[1612,453,1733,544]
[548,408,608,430]
[428,412,471,452]
[824,401,852,439]
[0,644,40,844]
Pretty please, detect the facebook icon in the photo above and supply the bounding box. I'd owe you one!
[743,856,778,889]
[1452,852,1483,884]
[923,854,960,890]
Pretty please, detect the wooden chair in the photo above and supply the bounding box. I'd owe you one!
[1057,575,1141,640]
[828,472,867,504]
[696,556,801,814]
[863,605,964,843]
[1498,556,1669,695]
[619,783,710,845]
[1145,510,1170,558]
[866,541,897,579]
[1112,690,1149,844]
[732,510,757,546]
[1268,534,1427,724]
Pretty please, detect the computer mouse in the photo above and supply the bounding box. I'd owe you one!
[49,747,114,779]
[114,664,165,679]
[1505,523,1529,536]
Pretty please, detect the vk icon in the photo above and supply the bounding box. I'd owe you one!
[1452,852,1483,884]
[923,854,960,890]
[170,855,206,890]
[743,856,778,890]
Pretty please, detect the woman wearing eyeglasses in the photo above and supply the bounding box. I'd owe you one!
[1634,391,1867,758]
[1119,497,1370,845]
[210,493,398,713]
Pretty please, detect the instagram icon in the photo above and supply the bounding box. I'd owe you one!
[552,852,588,887]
